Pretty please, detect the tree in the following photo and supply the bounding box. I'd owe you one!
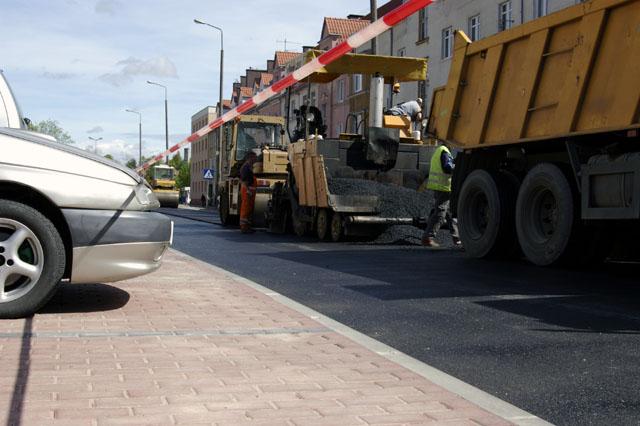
[28,119,75,144]
[104,154,114,161]
[169,154,191,189]
[126,159,137,169]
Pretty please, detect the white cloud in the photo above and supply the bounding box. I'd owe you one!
[87,126,104,134]
[41,71,77,80]
[94,139,140,163]
[99,56,178,87]
[95,0,122,16]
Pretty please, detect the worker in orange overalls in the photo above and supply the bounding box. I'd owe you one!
[239,152,258,234]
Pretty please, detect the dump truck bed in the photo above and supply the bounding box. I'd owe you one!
[428,0,640,148]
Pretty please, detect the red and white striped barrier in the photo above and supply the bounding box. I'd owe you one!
[137,0,434,172]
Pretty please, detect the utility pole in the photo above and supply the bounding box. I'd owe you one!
[370,0,378,55]
[88,137,102,155]
[125,109,142,167]
[147,81,169,164]
[194,19,224,206]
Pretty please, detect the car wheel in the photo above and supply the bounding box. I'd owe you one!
[516,163,575,266]
[0,200,66,318]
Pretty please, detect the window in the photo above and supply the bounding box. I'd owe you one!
[336,123,342,137]
[468,15,480,42]
[418,7,428,41]
[442,27,453,59]
[418,80,428,103]
[397,48,406,57]
[337,79,345,102]
[534,0,548,18]
[353,74,363,93]
[499,1,513,31]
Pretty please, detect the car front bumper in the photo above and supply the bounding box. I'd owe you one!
[62,209,173,284]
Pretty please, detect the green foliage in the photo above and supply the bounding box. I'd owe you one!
[169,153,191,189]
[104,154,114,160]
[125,159,137,169]
[28,119,75,144]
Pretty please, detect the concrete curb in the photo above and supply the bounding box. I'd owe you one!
[170,248,553,426]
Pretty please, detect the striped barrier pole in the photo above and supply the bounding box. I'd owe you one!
[137,0,434,172]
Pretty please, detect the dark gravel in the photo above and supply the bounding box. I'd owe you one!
[328,178,458,246]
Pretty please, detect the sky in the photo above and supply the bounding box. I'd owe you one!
[1,0,372,163]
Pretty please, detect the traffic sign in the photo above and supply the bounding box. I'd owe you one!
[203,168,215,180]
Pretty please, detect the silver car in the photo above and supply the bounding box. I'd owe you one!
[0,71,173,318]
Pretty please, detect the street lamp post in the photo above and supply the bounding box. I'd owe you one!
[125,109,142,167]
[194,18,224,206]
[88,136,102,155]
[147,81,169,164]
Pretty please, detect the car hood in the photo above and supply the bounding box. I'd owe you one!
[0,127,143,184]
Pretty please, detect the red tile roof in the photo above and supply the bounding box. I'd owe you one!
[323,17,369,40]
[239,87,253,98]
[275,51,302,67]
[259,73,273,87]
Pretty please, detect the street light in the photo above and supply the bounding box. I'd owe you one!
[194,18,224,206]
[125,109,142,167]
[147,80,169,164]
[88,136,102,155]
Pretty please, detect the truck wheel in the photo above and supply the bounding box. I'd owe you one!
[0,200,66,318]
[316,209,331,241]
[219,190,231,226]
[516,163,575,266]
[330,213,344,242]
[292,214,307,237]
[458,170,516,258]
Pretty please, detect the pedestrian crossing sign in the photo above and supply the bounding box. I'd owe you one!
[203,169,215,180]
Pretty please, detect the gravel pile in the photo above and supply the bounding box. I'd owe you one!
[327,178,456,246]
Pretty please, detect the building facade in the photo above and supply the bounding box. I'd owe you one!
[189,106,217,206]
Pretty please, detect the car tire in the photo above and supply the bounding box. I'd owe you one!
[219,189,238,226]
[0,200,66,318]
[516,163,576,266]
[458,170,517,258]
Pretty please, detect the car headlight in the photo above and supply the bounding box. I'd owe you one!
[134,184,156,206]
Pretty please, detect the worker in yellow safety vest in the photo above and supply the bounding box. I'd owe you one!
[422,142,462,248]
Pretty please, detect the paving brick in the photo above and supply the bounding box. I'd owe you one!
[0,251,514,426]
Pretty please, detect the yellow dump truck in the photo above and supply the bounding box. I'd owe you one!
[428,0,640,265]
[217,115,289,227]
[150,164,180,208]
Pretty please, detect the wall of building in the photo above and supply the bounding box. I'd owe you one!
[189,106,217,206]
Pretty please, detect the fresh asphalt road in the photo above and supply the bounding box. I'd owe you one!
[161,207,640,426]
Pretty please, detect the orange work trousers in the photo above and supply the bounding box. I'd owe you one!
[240,181,257,232]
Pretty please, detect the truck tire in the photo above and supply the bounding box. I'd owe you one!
[292,214,307,237]
[316,209,331,241]
[219,189,238,226]
[0,200,66,318]
[458,170,517,258]
[330,213,344,242]
[516,163,575,266]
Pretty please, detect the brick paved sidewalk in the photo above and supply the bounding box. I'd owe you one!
[0,250,517,426]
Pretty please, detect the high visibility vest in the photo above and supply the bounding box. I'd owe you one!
[427,145,452,192]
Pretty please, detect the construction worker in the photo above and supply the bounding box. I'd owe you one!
[422,141,461,248]
[388,98,423,123]
[239,152,258,234]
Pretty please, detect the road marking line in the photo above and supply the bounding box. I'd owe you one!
[171,248,553,426]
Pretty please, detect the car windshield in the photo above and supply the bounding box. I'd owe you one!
[236,122,284,160]
[154,168,175,180]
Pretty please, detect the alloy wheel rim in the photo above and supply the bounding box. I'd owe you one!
[0,218,44,303]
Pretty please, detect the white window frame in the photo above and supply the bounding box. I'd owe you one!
[499,1,513,31]
[534,0,548,18]
[418,7,428,41]
[468,15,480,41]
[353,74,363,94]
[442,27,453,60]
[337,79,345,102]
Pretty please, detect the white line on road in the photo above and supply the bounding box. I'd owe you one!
[171,248,553,426]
